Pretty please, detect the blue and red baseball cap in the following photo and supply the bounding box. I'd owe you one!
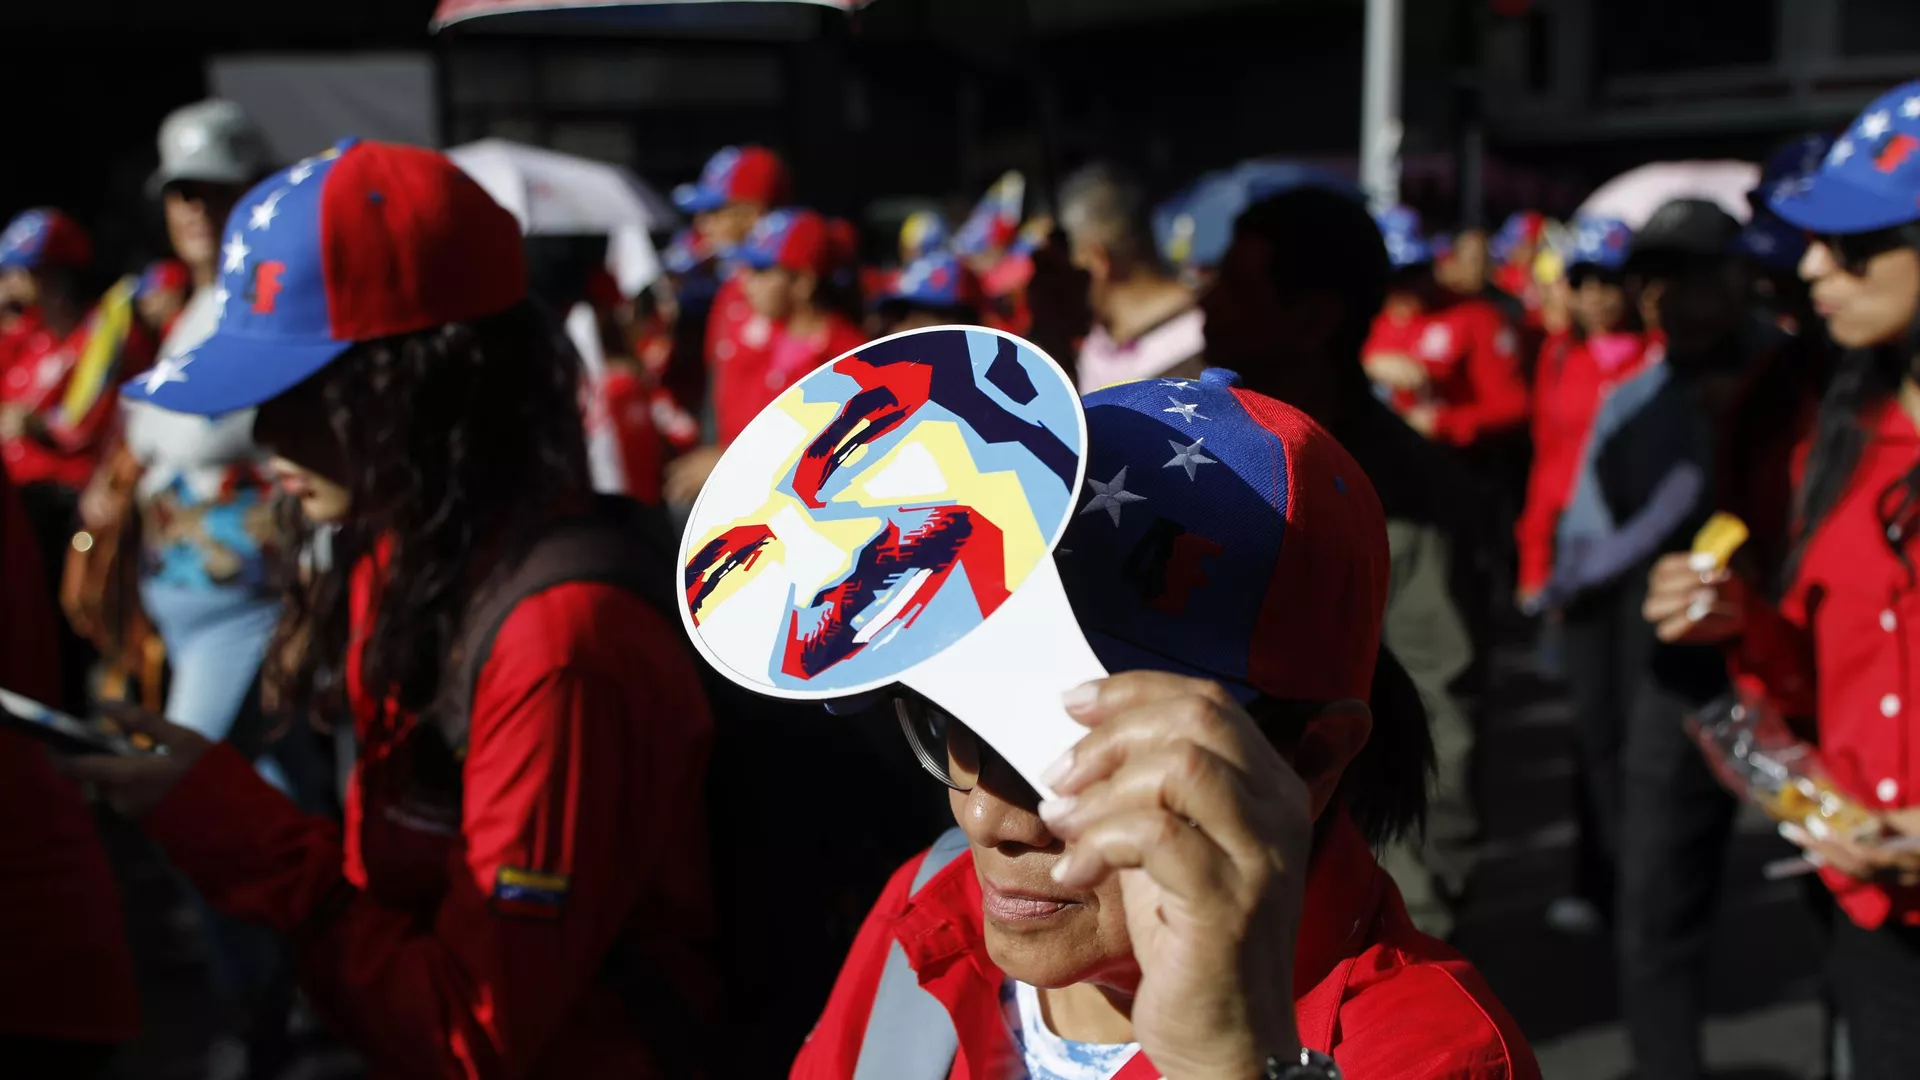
[0,208,93,272]
[1737,134,1833,271]
[1058,367,1388,703]
[881,251,982,311]
[1373,206,1433,269]
[736,208,833,275]
[1770,80,1920,235]
[135,258,191,300]
[673,146,791,215]
[122,138,526,416]
[1490,210,1546,263]
[1566,215,1634,273]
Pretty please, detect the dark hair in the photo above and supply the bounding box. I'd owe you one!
[1234,188,1389,390]
[1786,224,1920,584]
[265,300,592,730]
[1250,645,1433,848]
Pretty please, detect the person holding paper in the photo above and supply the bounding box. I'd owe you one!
[62,140,716,1080]
[793,370,1537,1079]
[1644,80,1920,1080]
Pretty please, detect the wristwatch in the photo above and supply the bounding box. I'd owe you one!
[1265,1048,1341,1079]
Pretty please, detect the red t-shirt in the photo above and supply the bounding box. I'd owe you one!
[1,303,153,490]
[0,465,140,1042]
[706,275,781,447]
[1364,296,1528,448]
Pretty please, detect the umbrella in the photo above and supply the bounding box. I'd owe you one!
[447,138,678,295]
[1577,160,1761,231]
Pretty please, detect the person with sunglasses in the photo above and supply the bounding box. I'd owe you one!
[792,369,1538,1079]
[1644,79,1920,1080]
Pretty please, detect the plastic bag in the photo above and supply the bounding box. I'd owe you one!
[1687,690,1879,844]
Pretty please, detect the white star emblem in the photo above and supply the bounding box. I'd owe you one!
[140,352,192,393]
[1163,397,1209,423]
[1163,437,1217,480]
[248,188,286,231]
[288,160,317,185]
[213,284,230,321]
[1831,138,1855,165]
[1903,96,1920,121]
[1861,110,1893,140]
[1080,466,1147,526]
[222,232,250,275]
[1159,378,1193,388]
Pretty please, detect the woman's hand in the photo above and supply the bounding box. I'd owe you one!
[1643,552,1750,644]
[1363,352,1430,392]
[59,703,213,819]
[1785,808,1920,887]
[1038,672,1308,1080]
[663,445,724,507]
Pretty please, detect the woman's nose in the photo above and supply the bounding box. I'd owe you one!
[953,755,1059,854]
[1800,239,1834,283]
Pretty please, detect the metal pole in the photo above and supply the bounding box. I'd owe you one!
[1361,0,1404,211]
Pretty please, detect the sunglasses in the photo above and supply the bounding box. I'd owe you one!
[894,695,983,792]
[1812,229,1906,276]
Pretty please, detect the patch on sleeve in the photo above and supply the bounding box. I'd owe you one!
[492,867,571,919]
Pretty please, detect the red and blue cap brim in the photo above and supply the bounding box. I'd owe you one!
[1770,82,1920,235]
[1768,169,1918,235]
[673,182,726,215]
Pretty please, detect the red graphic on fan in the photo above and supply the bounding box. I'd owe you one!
[250,261,286,314]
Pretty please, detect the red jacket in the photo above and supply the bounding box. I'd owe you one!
[143,559,715,1078]
[1364,296,1528,448]
[0,465,140,1043]
[1515,331,1662,593]
[0,302,153,490]
[792,811,1539,1079]
[1734,397,1920,929]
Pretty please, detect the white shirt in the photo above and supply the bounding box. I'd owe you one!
[1075,307,1206,394]
[1002,979,1139,1080]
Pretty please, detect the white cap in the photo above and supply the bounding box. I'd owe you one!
[149,99,271,195]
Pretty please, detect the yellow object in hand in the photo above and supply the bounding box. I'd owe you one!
[1690,512,1749,573]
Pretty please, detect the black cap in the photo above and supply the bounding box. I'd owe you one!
[1628,198,1742,267]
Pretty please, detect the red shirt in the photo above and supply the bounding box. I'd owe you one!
[1364,296,1529,448]
[707,274,781,447]
[1735,397,1920,929]
[1515,331,1662,593]
[792,811,1540,1080]
[0,465,140,1042]
[143,555,716,1078]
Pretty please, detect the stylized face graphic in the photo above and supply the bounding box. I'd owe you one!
[680,326,1084,697]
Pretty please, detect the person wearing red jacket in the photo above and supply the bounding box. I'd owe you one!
[1644,81,1920,1080]
[792,370,1539,1079]
[1364,207,1528,449]
[0,462,140,1078]
[1515,216,1659,610]
[70,140,716,1080]
[733,208,866,420]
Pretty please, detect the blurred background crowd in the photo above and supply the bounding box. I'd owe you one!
[5,0,1920,1077]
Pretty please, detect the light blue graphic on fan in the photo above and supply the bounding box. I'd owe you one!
[1001,978,1139,1080]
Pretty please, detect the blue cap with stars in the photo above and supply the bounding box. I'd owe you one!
[1057,368,1389,704]
[121,138,527,416]
[1770,80,1920,234]
[1566,215,1634,272]
[1737,134,1834,271]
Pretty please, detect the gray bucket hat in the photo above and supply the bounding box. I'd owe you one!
[149,99,271,196]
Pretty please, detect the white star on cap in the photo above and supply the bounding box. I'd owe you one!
[248,188,286,231]
[1159,378,1193,388]
[1904,96,1920,120]
[1163,397,1210,423]
[1861,110,1893,141]
[288,159,317,185]
[222,232,250,275]
[1831,138,1856,165]
[213,284,230,321]
[1163,437,1217,480]
[140,352,192,393]
[1080,466,1147,526]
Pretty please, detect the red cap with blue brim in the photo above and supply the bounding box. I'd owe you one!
[1769,81,1920,235]
[121,139,527,416]
[881,251,982,310]
[735,208,831,275]
[673,146,790,215]
[0,208,92,272]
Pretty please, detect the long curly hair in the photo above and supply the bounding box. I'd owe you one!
[264,300,591,732]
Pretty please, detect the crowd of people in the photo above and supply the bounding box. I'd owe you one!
[6,75,1920,1080]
